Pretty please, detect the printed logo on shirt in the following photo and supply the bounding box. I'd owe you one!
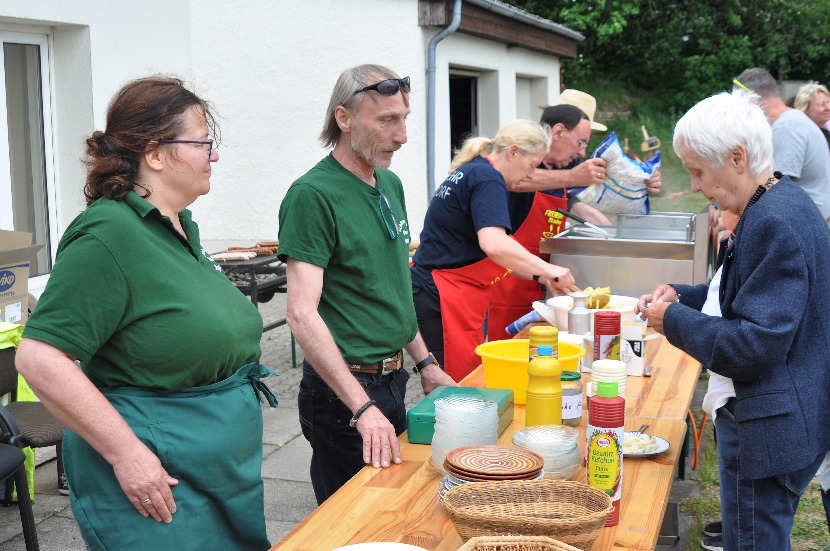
[435,170,464,199]
[398,219,411,244]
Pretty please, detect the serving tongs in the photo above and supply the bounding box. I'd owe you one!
[556,208,609,239]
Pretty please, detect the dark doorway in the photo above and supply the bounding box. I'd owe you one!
[449,74,477,160]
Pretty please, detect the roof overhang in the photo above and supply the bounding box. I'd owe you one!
[419,0,584,58]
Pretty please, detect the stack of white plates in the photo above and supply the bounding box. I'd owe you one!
[590,359,627,398]
[512,425,581,480]
[431,397,498,476]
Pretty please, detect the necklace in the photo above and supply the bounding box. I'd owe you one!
[727,171,781,248]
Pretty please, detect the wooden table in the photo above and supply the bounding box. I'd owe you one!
[272,334,701,551]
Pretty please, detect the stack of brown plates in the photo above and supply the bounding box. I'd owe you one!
[444,445,544,481]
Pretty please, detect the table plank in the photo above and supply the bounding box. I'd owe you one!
[272,332,701,551]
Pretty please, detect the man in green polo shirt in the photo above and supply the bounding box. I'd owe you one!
[278,64,455,504]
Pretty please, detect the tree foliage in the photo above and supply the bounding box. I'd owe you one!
[507,0,830,110]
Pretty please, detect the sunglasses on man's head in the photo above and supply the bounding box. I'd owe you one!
[354,77,410,96]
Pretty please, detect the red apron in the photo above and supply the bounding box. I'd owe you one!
[432,192,567,381]
[486,192,568,342]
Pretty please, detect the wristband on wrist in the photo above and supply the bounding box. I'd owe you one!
[349,399,377,428]
[532,275,540,282]
[413,353,441,374]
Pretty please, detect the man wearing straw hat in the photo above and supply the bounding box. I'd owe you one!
[512,89,662,224]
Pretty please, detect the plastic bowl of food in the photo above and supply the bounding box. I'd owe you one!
[476,339,585,404]
[547,295,639,333]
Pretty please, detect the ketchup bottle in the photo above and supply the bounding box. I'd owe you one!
[587,379,625,526]
[593,311,621,362]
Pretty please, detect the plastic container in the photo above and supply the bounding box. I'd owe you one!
[587,380,625,527]
[476,339,585,404]
[529,326,559,359]
[560,371,583,426]
[590,360,627,399]
[526,345,562,427]
[593,311,621,362]
[513,425,581,480]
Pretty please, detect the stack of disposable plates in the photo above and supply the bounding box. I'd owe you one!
[437,444,545,503]
[512,425,581,480]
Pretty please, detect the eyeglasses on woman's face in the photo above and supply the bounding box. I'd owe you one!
[157,139,214,158]
[354,77,410,97]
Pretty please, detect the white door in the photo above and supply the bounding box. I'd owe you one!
[0,30,57,287]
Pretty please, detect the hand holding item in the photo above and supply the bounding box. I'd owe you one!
[355,405,402,469]
[540,265,575,296]
[571,157,607,187]
[640,300,671,335]
[112,443,179,523]
[635,284,677,316]
[646,170,662,194]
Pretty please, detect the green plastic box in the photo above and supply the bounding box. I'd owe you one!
[406,386,515,444]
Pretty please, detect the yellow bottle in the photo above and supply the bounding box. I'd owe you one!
[525,344,563,426]
[529,325,559,359]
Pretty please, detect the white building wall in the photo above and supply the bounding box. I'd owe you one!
[0,0,191,233]
[0,1,566,250]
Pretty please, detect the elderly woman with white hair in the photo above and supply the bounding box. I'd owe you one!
[794,82,830,149]
[635,92,830,551]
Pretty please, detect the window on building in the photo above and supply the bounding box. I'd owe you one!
[0,31,56,281]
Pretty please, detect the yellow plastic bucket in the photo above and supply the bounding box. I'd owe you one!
[475,339,585,404]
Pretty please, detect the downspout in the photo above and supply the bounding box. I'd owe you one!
[426,0,462,200]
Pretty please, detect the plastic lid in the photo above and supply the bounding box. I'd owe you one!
[537,345,553,356]
[597,380,618,397]
[560,370,580,381]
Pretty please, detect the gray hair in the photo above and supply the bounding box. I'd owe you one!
[673,91,773,177]
[794,82,830,112]
[734,68,780,99]
[319,64,408,148]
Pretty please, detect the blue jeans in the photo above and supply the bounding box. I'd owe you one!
[716,399,825,551]
[298,360,409,505]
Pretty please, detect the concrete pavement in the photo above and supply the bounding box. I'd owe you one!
[0,295,701,550]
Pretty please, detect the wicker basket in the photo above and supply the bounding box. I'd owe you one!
[457,535,582,551]
[443,479,613,551]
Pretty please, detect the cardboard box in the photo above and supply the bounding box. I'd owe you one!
[620,323,647,376]
[0,231,45,324]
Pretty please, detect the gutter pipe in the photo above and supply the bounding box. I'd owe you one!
[426,0,462,200]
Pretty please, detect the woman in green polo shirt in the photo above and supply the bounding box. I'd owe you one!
[15,76,275,550]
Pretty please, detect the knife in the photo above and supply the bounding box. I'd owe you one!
[556,208,610,239]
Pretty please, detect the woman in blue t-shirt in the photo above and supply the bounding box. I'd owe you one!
[411,119,576,380]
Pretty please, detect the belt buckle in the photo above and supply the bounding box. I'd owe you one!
[380,355,399,376]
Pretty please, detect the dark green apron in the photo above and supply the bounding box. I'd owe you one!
[63,363,278,551]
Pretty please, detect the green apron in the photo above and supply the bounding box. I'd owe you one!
[63,363,278,551]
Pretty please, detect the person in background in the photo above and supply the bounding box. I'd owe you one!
[735,68,830,225]
[637,90,830,551]
[487,104,599,342]
[411,119,576,381]
[793,82,830,149]
[278,64,455,505]
[511,89,663,226]
[15,76,276,550]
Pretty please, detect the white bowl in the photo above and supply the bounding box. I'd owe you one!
[547,294,639,333]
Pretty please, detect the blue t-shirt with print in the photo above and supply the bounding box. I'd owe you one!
[411,156,512,294]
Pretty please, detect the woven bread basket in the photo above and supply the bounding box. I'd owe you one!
[443,479,613,551]
[456,535,582,551]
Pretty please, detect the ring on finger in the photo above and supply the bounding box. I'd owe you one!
[140,498,151,504]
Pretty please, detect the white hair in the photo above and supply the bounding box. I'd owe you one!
[673,91,773,176]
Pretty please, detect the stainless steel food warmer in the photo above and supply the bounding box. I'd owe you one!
[539,210,715,298]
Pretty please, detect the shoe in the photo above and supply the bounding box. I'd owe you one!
[700,536,723,551]
[58,472,69,496]
[703,520,722,537]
